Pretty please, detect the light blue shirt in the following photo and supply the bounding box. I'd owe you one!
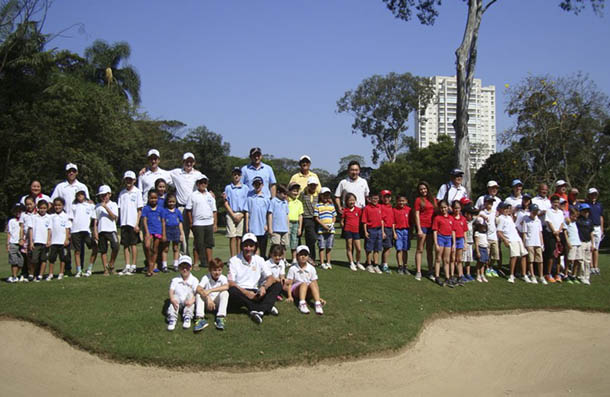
[241,162,277,198]
[268,197,289,233]
[246,193,270,236]
[223,183,248,212]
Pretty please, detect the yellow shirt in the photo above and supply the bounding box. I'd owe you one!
[288,197,304,222]
[289,171,321,195]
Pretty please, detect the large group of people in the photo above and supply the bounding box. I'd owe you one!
[4,147,606,330]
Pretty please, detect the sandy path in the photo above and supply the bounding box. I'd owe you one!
[2,311,609,396]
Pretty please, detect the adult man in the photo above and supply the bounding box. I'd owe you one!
[20,180,52,205]
[300,177,319,261]
[241,147,277,198]
[436,168,467,206]
[227,233,282,324]
[51,163,90,216]
[503,179,524,214]
[138,149,172,204]
[475,180,502,211]
[289,155,320,195]
[586,188,604,275]
[532,183,552,224]
[334,160,369,212]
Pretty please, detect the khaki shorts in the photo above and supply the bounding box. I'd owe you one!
[567,245,583,261]
[581,241,592,266]
[225,213,244,238]
[271,232,290,248]
[508,239,527,258]
[488,240,500,260]
[527,246,543,263]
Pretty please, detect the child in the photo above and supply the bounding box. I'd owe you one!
[432,200,455,287]
[71,189,97,278]
[154,178,168,208]
[479,195,501,278]
[142,189,164,276]
[287,182,304,264]
[473,217,489,282]
[564,207,582,284]
[245,176,270,256]
[118,171,143,275]
[462,206,477,282]
[362,191,383,274]
[194,258,230,332]
[267,184,290,255]
[224,167,248,258]
[393,194,411,275]
[497,203,529,283]
[314,187,336,270]
[28,200,51,282]
[264,244,287,299]
[521,204,544,284]
[576,203,594,285]
[285,245,325,315]
[380,190,395,274]
[21,197,36,281]
[6,203,24,283]
[342,193,363,272]
[544,195,565,283]
[49,198,71,280]
[94,185,119,276]
[162,193,185,272]
[451,200,468,285]
[186,175,217,267]
[167,255,199,331]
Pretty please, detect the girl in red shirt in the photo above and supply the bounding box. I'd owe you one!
[414,181,437,281]
[451,200,469,286]
[341,193,363,272]
[432,200,455,287]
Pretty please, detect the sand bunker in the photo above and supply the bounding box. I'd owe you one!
[2,310,609,396]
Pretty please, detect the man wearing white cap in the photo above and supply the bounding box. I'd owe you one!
[503,179,524,215]
[227,233,282,324]
[475,180,502,211]
[117,171,143,275]
[334,160,369,212]
[436,168,467,207]
[170,152,205,254]
[51,163,90,216]
[586,187,604,274]
[138,149,173,204]
[289,155,320,195]
[241,147,277,199]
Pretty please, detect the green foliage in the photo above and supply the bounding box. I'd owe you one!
[337,154,365,174]
[183,125,231,195]
[337,72,434,164]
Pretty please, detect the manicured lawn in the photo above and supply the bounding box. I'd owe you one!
[1,231,608,369]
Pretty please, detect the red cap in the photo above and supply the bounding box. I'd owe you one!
[460,197,471,206]
[380,190,392,196]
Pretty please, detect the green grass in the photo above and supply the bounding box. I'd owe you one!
[1,231,609,369]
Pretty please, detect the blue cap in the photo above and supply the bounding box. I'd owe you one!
[450,168,464,176]
[512,179,523,187]
[578,203,591,211]
[231,166,242,174]
[252,176,263,184]
[522,193,532,199]
[530,204,539,212]
[484,195,495,202]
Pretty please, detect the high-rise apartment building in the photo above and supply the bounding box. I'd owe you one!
[415,76,496,170]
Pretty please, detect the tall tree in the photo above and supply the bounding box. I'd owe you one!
[382,0,605,192]
[337,154,365,174]
[337,72,433,164]
[84,39,141,106]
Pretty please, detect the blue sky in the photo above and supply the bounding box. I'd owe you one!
[43,1,609,173]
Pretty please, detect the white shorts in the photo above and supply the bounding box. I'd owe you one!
[592,226,602,250]
[508,239,527,258]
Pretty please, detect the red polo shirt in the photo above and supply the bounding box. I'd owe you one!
[414,197,436,228]
[342,206,361,233]
[432,214,454,236]
[452,214,468,238]
[381,203,395,228]
[393,206,411,229]
[362,203,383,228]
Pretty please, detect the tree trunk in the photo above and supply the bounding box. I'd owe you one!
[453,0,484,194]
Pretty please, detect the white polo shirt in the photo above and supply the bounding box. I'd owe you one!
[95,201,119,233]
[264,258,286,280]
[71,202,95,233]
[8,218,22,244]
[335,176,370,208]
[545,208,565,233]
[497,214,520,242]
[50,212,71,245]
[286,263,318,284]
[169,274,199,302]
[532,195,551,223]
[118,187,143,227]
[227,253,270,290]
[436,182,467,205]
[503,195,523,211]
[522,216,543,247]
[198,273,228,300]
[479,208,498,241]
[185,190,216,226]
[30,213,51,244]
[170,168,204,206]
[51,180,90,215]
[514,209,529,233]
[138,167,173,204]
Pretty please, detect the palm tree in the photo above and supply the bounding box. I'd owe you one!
[84,39,141,106]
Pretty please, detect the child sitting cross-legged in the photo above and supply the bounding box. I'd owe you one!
[285,245,325,315]
[167,255,198,331]
[193,258,229,332]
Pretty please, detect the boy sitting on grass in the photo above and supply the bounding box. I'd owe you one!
[167,255,198,331]
[194,258,229,332]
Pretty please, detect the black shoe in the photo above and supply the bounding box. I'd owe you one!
[250,311,263,324]
[436,277,444,287]
[446,278,455,288]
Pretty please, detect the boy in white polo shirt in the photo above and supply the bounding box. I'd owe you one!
[193,258,229,332]
[118,171,143,275]
[521,204,544,284]
[94,185,120,275]
[48,197,71,280]
[28,200,52,282]
[6,204,24,283]
[167,255,199,331]
[186,175,217,268]
[497,202,529,284]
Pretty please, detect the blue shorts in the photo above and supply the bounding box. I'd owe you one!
[343,230,361,240]
[455,237,465,250]
[382,227,393,249]
[395,228,410,251]
[421,227,432,235]
[365,227,382,252]
[475,246,489,264]
[437,234,452,248]
[165,225,180,243]
[318,233,335,249]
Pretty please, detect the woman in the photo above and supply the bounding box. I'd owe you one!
[414,181,437,281]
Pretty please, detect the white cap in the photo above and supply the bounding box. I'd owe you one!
[299,155,311,163]
[183,152,195,161]
[123,170,136,180]
[177,255,192,267]
[147,149,160,158]
[588,187,599,194]
[296,245,310,254]
[197,174,209,182]
[307,176,318,185]
[320,187,331,194]
[241,233,257,243]
[487,180,499,188]
[97,185,111,195]
[556,179,567,186]
[65,163,78,171]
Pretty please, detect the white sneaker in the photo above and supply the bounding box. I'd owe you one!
[374,266,382,274]
[34,275,42,282]
[18,276,28,283]
[356,263,366,271]
[415,272,422,281]
[349,263,357,272]
[299,302,310,314]
[45,274,53,281]
[167,320,176,331]
[270,306,279,316]
[183,318,191,329]
[7,276,16,283]
[522,275,532,283]
[582,278,591,286]
[130,265,137,273]
[327,262,332,269]
[482,275,489,283]
[320,263,329,270]
[530,276,538,284]
[75,271,82,278]
[173,265,179,272]
[315,302,324,315]
[476,275,483,282]
[57,273,64,280]
[366,265,375,273]
[84,270,92,278]
[507,275,515,283]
